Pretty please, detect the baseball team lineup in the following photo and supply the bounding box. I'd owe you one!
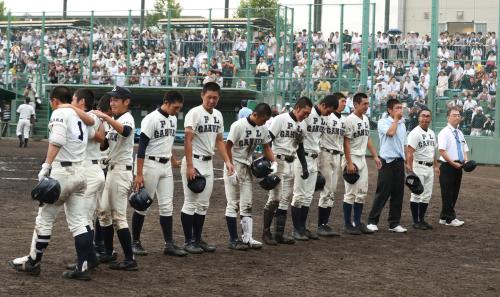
[8,81,478,281]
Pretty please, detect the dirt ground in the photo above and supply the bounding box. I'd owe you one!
[0,139,499,297]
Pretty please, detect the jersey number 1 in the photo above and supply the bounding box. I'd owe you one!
[77,121,84,141]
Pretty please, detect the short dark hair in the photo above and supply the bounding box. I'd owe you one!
[202,82,221,95]
[50,86,72,103]
[386,98,401,110]
[294,96,313,109]
[253,103,272,117]
[73,88,95,111]
[24,97,30,104]
[163,90,184,104]
[447,106,461,116]
[241,99,248,107]
[320,95,339,110]
[418,108,431,118]
[353,92,368,105]
[98,94,111,113]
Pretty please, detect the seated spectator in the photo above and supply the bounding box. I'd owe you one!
[470,107,487,136]
[436,70,449,97]
[221,59,235,88]
[255,57,269,91]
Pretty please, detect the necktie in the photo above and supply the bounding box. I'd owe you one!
[453,130,464,162]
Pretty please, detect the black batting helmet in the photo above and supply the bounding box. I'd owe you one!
[405,173,424,195]
[462,160,477,172]
[343,164,360,184]
[251,157,272,178]
[259,174,281,190]
[315,172,326,191]
[188,168,206,193]
[129,188,153,211]
[31,177,61,205]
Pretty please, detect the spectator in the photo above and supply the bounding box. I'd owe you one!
[436,71,449,97]
[1,102,10,137]
[255,57,268,91]
[238,99,252,119]
[221,59,235,88]
[470,107,487,136]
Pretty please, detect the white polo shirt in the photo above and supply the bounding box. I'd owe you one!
[438,124,469,162]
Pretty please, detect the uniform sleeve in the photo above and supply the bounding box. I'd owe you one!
[140,115,154,139]
[184,109,196,130]
[226,122,239,144]
[16,105,21,113]
[48,110,68,146]
[437,130,448,151]
[269,115,281,137]
[407,130,418,149]
[262,127,271,144]
[344,118,353,139]
[120,113,135,130]
[219,112,224,134]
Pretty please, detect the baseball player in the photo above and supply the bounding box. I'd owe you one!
[290,95,336,241]
[9,86,96,280]
[93,86,137,270]
[131,91,187,257]
[180,82,235,254]
[16,97,35,147]
[342,93,382,235]
[224,102,275,250]
[406,108,439,230]
[262,96,313,245]
[317,92,347,236]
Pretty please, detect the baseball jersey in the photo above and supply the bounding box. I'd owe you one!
[48,108,88,162]
[184,105,224,156]
[141,108,177,158]
[100,121,112,161]
[227,117,271,165]
[106,111,135,165]
[320,112,345,152]
[17,103,35,119]
[344,113,370,156]
[407,126,437,162]
[269,112,306,156]
[85,112,102,161]
[302,106,327,154]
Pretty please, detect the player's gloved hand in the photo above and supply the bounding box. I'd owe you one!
[228,171,239,186]
[38,163,51,182]
[301,166,309,179]
[270,161,278,175]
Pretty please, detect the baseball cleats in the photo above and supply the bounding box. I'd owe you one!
[228,240,248,251]
[304,229,319,240]
[440,219,464,227]
[62,268,91,281]
[357,223,375,234]
[99,251,118,264]
[344,224,362,235]
[412,222,428,230]
[262,230,277,246]
[317,224,340,237]
[164,242,188,257]
[366,224,379,232]
[66,260,99,271]
[197,240,216,252]
[109,260,138,271]
[245,238,263,249]
[8,256,41,276]
[274,234,295,244]
[420,221,433,229]
[389,225,408,233]
[132,240,148,256]
[183,241,204,254]
[292,229,309,241]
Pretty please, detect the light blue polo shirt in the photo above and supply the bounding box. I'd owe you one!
[378,116,407,162]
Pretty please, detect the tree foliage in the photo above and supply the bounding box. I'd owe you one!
[235,0,279,24]
[0,1,9,22]
[145,0,182,28]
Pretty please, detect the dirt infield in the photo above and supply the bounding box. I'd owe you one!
[0,139,499,297]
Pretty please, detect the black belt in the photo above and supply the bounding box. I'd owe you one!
[148,156,170,164]
[60,161,73,167]
[91,160,99,165]
[276,154,295,163]
[305,152,319,159]
[381,157,404,163]
[322,148,341,155]
[193,154,212,161]
[417,161,433,167]
[109,165,133,171]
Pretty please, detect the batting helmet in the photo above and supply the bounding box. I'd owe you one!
[343,164,360,184]
[405,173,424,195]
[251,157,272,178]
[31,177,61,205]
[462,160,477,172]
[315,172,326,191]
[188,168,206,193]
[259,174,281,190]
[128,188,153,211]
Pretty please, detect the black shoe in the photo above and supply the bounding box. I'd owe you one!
[99,252,118,264]
[197,240,216,252]
[109,260,138,271]
[95,241,105,255]
[164,242,188,257]
[66,260,99,271]
[262,230,277,246]
[183,241,204,254]
[292,229,309,241]
[304,229,319,240]
[357,223,374,234]
[228,240,248,251]
[344,224,362,235]
[274,234,295,244]
[317,224,340,237]
[132,240,148,256]
[62,268,91,281]
[420,220,433,230]
[8,257,41,276]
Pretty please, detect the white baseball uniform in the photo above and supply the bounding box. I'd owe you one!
[136,108,177,216]
[97,111,135,230]
[342,113,370,204]
[407,126,437,203]
[318,112,345,208]
[16,103,35,138]
[265,112,306,211]
[181,105,224,216]
[224,117,271,217]
[292,106,326,207]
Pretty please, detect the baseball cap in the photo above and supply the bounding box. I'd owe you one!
[107,86,132,99]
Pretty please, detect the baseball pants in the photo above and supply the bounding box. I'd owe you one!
[181,157,214,216]
[342,155,368,204]
[318,151,342,208]
[224,161,253,217]
[410,162,434,204]
[135,158,174,216]
[265,158,294,211]
[97,164,133,230]
[291,155,318,208]
[83,161,105,228]
[16,119,30,138]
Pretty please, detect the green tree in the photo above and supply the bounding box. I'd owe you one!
[0,1,9,21]
[235,0,279,23]
[145,0,182,27]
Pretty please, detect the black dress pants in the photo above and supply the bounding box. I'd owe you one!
[439,162,463,222]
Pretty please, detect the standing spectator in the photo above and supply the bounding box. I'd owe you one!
[221,59,235,88]
[470,107,487,136]
[1,102,11,137]
[238,36,247,70]
[255,57,268,91]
